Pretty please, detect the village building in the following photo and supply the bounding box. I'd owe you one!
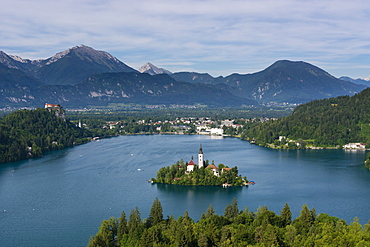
[222,167,231,172]
[221,119,234,127]
[343,143,366,149]
[186,160,196,173]
[199,128,224,136]
[206,164,219,176]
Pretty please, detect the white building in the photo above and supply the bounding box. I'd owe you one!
[221,119,234,127]
[198,144,204,168]
[198,128,224,136]
[343,143,366,149]
[186,160,196,172]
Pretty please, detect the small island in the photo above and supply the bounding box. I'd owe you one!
[151,145,253,187]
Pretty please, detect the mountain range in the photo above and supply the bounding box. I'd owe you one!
[0,45,136,86]
[339,76,370,87]
[0,45,367,108]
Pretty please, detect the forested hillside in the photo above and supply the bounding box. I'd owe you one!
[242,88,370,148]
[87,198,370,247]
[0,107,90,163]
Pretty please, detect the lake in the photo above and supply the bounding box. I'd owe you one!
[0,134,369,246]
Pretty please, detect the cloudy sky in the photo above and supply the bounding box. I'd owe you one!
[1,0,369,78]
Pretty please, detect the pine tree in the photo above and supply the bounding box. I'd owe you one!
[224,204,233,219]
[87,217,117,247]
[224,198,239,219]
[146,197,163,228]
[293,204,314,234]
[117,210,127,243]
[204,204,215,219]
[280,203,292,227]
[128,207,142,235]
[198,233,209,247]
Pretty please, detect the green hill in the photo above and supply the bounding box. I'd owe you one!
[0,106,91,163]
[242,87,370,148]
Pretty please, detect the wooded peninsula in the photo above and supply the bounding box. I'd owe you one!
[241,87,370,149]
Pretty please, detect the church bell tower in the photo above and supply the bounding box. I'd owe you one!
[198,144,204,168]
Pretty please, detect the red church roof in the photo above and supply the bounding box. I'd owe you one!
[188,160,195,166]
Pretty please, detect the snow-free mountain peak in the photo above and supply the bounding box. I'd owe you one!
[45,44,123,66]
[139,62,172,75]
[0,45,137,85]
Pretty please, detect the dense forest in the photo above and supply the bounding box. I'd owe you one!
[0,107,91,163]
[87,198,370,247]
[241,88,370,148]
[153,160,248,186]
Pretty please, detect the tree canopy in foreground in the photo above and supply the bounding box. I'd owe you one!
[88,198,370,247]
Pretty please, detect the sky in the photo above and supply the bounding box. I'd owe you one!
[1,0,370,79]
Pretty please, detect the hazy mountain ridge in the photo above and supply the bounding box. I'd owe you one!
[76,72,255,106]
[170,61,366,103]
[0,71,255,107]
[0,63,45,105]
[0,45,367,108]
[339,76,370,87]
[170,72,219,84]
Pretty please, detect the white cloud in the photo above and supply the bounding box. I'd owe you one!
[1,0,369,77]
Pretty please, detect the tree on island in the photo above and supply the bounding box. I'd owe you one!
[153,160,248,186]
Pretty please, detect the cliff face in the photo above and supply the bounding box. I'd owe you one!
[45,104,66,121]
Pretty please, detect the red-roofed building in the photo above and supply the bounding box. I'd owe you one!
[45,103,59,108]
[222,167,231,173]
[206,164,219,176]
[206,164,217,170]
[187,160,196,172]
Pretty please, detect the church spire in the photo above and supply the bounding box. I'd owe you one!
[199,144,203,154]
[198,144,204,168]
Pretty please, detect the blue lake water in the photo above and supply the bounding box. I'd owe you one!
[0,134,369,246]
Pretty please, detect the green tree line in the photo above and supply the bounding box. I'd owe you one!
[88,198,370,247]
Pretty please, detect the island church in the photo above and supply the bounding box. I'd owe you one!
[186,145,204,173]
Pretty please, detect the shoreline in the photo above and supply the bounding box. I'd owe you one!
[3,132,368,165]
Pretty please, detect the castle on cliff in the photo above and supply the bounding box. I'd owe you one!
[44,103,66,121]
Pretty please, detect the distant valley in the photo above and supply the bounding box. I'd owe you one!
[0,45,367,108]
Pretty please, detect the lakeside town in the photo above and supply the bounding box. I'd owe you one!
[90,116,367,150]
